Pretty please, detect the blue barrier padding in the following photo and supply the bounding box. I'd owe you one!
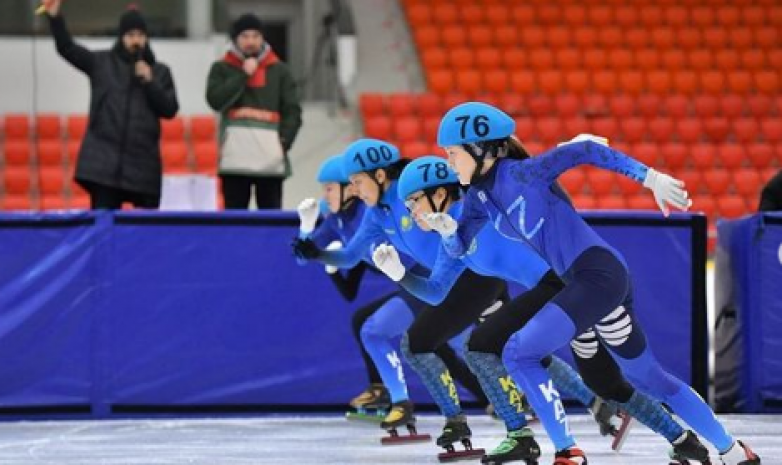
[717,213,782,412]
[0,210,706,416]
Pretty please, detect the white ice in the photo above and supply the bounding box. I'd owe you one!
[0,414,776,464]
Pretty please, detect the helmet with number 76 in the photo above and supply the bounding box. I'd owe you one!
[397,156,459,201]
[341,138,400,178]
[437,102,515,147]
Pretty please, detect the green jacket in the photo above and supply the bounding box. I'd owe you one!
[206,48,302,177]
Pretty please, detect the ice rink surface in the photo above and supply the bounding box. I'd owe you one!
[0,413,777,464]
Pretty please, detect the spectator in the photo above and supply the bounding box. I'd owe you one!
[759,169,782,211]
[206,13,302,210]
[46,1,179,209]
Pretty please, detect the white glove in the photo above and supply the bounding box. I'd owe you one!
[643,168,692,217]
[422,213,458,237]
[557,133,609,147]
[324,241,342,274]
[297,198,319,234]
[372,244,406,282]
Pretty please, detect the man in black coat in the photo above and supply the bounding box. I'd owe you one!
[46,1,179,209]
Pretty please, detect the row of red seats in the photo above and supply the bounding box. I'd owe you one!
[0,141,219,173]
[360,93,782,119]
[394,140,780,173]
[425,69,781,96]
[365,114,782,146]
[421,47,782,74]
[407,4,782,28]
[414,25,779,50]
[404,0,777,7]
[558,167,774,198]
[0,114,217,142]
[568,193,754,219]
[0,194,90,211]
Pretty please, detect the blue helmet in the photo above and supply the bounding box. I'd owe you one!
[397,156,459,201]
[341,138,400,178]
[437,102,515,147]
[317,154,349,184]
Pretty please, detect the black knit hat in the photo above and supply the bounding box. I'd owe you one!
[231,13,263,41]
[118,8,148,36]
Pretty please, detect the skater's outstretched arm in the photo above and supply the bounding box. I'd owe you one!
[372,243,466,305]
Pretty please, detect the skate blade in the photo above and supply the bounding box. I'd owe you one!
[381,433,432,445]
[345,411,385,423]
[611,414,635,452]
[438,448,486,462]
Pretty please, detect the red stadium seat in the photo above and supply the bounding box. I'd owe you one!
[3,114,30,140]
[661,94,689,119]
[37,140,64,166]
[717,195,747,219]
[416,94,442,118]
[190,115,217,141]
[717,144,746,169]
[648,118,675,144]
[3,166,32,196]
[35,114,62,139]
[363,117,392,140]
[732,168,761,198]
[66,114,88,140]
[703,169,731,196]
[746,143,775,169]
[38,166,66,196]
[393,117,422,143]
[691,143,716,169]
[2,141,32,166]
[660,142,688,171]
[161,117,185,141]
[161,141,189,173]
[388,94,417,117]
[193,142,218,173]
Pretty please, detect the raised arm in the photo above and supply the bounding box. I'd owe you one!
[47,11,95,75]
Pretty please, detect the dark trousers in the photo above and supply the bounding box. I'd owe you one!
[405,269,509,405]
[467,269,636,403]
[86,182,159,210]
[220,174,283,209]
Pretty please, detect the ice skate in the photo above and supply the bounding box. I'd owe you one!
[553,446,587,465]
[667,430,711,464]
[719,440,761,465]
[435,416,485,462]
[380,400,431,445]
[346,384,389,423]
[481,427,541,465]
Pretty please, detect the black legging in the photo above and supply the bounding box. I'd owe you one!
[467,270,635,403]
[352,287,492,404]
[405,269,510,405]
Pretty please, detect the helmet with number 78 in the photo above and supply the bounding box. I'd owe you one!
[341,138,400,178]
[397,156,459,201]
[437,102,515,147]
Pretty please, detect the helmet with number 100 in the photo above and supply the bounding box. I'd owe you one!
[341,138,400,178]
[317,154,349,184]
[437,102,515,148]
[397,156,458,201]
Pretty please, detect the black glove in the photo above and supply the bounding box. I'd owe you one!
[292,237,321,260]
